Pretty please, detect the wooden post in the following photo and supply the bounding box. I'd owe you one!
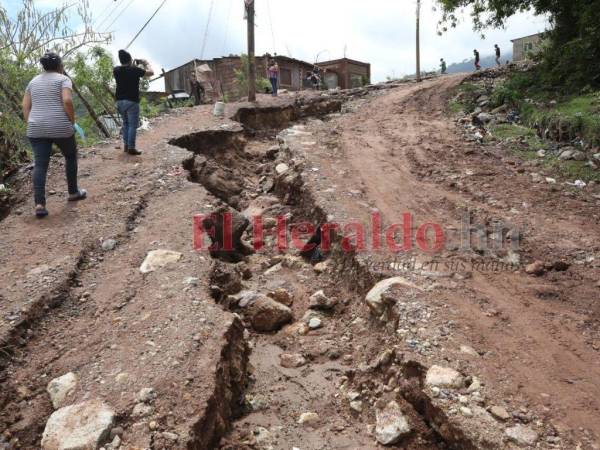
[246,0,256,102]
[416,0,422,83]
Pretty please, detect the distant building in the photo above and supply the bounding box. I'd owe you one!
[316,58,371,90]
[163,55,314,100]
[511,32,545,62]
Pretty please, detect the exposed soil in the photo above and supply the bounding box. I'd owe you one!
[1,74,599,450]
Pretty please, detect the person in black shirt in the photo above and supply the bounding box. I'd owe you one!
[494,44,501,66]
[113,49,154,155]
[473,49,481,71]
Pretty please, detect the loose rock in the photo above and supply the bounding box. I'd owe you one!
[140,249,182,273]
[308,317,323,329]
[41,400,115,450]
[525,260,545,276]
[279,353,307,368]
[101,239,117,251]
[298,412,319,425]
[309,290,337,310]
[490,405,511,421]
[375,400,412,445]
[267,288,293,306]
[505,425,539,446]
[425,365,464,389]
[46,372,78,409]
[365,277,420,317]
[137,387,157,403]
[245,295,293,331]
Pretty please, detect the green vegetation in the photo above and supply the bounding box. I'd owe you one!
[489,70,600,146]
[0,0,111,181]
[489,123,600,183]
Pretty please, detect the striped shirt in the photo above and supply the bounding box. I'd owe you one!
[26,72,74,139]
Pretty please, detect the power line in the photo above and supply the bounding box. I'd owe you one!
[221,0,234,55]
[125,0,168,50]
[93,0,121,29]
[199,0,216,60]
[104,0,137,33]
[96,0,125,30]
[265,0,276,53]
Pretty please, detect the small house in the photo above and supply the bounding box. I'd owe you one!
[317,58,371,90]
[511,33,545,62]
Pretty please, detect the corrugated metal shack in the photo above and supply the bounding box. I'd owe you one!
[163,55,314,100]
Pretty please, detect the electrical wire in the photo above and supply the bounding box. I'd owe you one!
[93,0,121,29]
[96,0,125,30]
[199,0,216,60]
[265,0,276,53]
[125,0,168,50]
[104,0,137,33]
[221,0,234,55]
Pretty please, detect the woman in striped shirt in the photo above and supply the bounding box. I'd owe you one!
[22,52,86,218]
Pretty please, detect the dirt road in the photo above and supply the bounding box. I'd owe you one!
[1,75,599,449]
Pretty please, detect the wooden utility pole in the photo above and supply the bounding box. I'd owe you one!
[246,0,256,102]
[416,0,421,82]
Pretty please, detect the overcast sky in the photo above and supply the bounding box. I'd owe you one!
[8,0,548,88]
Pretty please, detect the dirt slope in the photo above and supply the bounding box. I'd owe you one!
[279,74,600,448]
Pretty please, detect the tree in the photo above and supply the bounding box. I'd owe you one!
[0,0,110,65]
[0,0,112,180]
[436,0,600,89]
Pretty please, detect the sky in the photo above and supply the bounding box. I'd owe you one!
[5,0,548,89]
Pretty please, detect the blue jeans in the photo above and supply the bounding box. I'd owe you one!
[29,136,78,206]
[117,100,140,149]
[269,77,278,96]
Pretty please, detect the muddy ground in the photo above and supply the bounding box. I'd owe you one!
[1,74,599,450]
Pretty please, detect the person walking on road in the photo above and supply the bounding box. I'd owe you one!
[440,58,447,75]
[267,58,280,97]
[113,50,154,156]
[22,52,86,218]
[494,44,501,66]
[473,49,481,71]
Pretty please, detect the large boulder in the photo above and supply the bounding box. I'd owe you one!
[375,400,412,445]
[41,400,115,450]
[244,295,293,331]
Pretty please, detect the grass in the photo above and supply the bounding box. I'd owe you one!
[521,93,600,146]
[490,124,600,182]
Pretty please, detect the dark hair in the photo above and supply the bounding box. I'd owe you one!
[118,49,132,65]
[40,52,62,71]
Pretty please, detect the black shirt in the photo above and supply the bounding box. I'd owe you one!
[496,47,501,57]
[113,65,146,103]
[474,51,480,62]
